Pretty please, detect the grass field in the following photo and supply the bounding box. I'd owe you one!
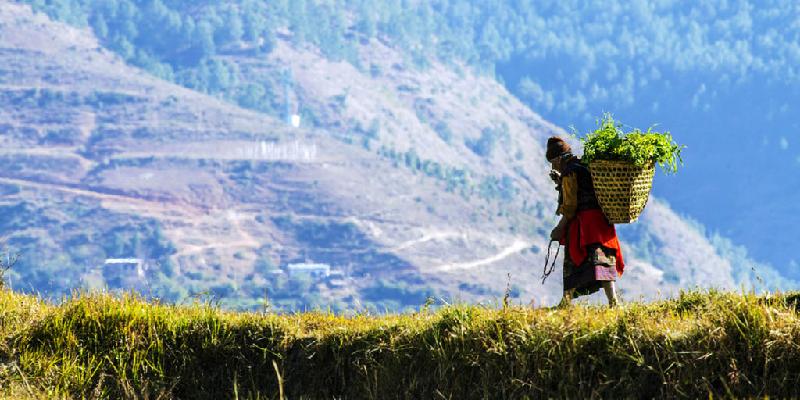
[0,289,797,399]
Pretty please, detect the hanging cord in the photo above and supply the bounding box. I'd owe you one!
[541,240,561,284]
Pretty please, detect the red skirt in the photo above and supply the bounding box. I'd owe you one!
[560,209,625,276]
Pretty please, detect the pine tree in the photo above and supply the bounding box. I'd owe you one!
[90,12,108,40]
[195,20,216,60]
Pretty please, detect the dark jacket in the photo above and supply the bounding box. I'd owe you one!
[557,157,601,219]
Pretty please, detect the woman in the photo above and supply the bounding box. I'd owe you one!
[546,136,624,307]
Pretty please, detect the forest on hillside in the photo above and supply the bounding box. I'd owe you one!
[15,0,800,299]
[23,0,800,118]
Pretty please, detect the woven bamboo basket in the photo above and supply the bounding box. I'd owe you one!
[589,160,655,223]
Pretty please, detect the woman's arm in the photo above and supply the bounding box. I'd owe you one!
[551,173,577,240]
[559,174,578,219]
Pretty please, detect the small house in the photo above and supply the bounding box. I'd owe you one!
[102,258,146,288]
[286,262,330,279]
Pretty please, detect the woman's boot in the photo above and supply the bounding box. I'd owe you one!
[558,288,575,308]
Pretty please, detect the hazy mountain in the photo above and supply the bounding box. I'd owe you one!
[17,0,800,281]
[0,2,789,311]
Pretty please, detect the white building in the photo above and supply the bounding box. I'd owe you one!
[104,258,145,278]
[287,262,330,278]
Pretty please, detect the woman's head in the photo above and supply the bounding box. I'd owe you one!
[546,136,572,169]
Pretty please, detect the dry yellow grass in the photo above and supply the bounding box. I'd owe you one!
[0,289,796,399]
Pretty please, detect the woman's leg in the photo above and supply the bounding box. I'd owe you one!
[601,281,618,307]
[558,288,575,308]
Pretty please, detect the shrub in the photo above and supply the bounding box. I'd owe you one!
[580,114,685,174]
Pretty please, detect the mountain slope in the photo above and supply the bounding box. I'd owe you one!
[0,3,785,310]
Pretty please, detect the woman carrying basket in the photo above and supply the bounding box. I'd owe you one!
[546,137,624,307]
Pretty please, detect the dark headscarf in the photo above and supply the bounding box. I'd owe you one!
[546,136,572,161]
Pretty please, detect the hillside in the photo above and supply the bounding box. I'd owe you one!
[0,2,789,311]
[15,0,800,282]
[0,290,798,398]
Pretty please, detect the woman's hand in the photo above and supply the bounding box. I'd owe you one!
[550,217,568,241]
[550,224,565,241]
[549,169,561,184]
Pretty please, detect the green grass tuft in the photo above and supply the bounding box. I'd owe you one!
[0,289,797,398]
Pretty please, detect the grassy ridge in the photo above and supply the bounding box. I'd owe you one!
[0,290,798,399]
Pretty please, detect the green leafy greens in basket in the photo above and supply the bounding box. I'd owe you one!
[580,114,685,174]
